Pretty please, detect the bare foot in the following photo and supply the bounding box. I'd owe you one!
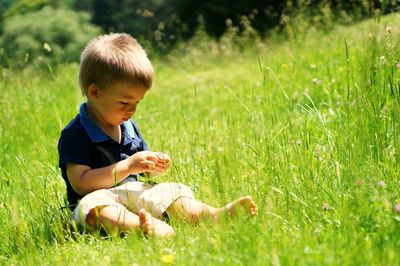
[138,208,154,236]
[138,208,175,238]
[222,196,258,218]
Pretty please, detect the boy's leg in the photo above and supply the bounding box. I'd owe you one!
[86,205,175,238]
[166,196,258,224]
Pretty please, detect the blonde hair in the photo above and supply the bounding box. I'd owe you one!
[79,33,153,95]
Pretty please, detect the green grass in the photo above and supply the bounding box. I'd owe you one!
[1,13,400,265]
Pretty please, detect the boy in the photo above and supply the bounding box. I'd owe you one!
[58,33,258,237]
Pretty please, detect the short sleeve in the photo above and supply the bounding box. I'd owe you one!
[58,127,92,167]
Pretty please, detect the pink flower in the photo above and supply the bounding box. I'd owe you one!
[396,63,400,69]
[377,180,386,188]
[395,203,400,213]
[322,203,330,210]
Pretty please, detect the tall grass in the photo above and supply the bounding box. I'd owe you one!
[1,13,400,265]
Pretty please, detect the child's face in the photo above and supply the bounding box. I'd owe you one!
[88,81,148,127]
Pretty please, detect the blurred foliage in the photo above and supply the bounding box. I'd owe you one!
[171,0,284,38]
[0,0,75,33]
[0,0,399,67]
[74,0,182,50]
[4,0,50,17]
[0,6,101,68]
[0,0,15,34]
[73,0,399,46]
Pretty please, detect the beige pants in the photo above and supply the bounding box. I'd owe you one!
[72,181,194,227]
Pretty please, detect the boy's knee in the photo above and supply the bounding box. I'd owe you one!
[86,205,107,227]
[169,197,189,212]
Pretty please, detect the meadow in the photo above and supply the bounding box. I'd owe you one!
[1,13,400,266]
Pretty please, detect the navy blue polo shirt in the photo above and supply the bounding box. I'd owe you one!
[58,103,149,207]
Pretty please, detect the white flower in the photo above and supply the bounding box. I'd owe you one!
[312,78,322,85]
[43,42,52,52]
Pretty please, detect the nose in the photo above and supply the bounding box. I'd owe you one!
[127,103,137,114]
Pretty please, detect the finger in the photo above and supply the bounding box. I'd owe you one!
[146,155,159,163]
[155,161,170,168]
[156,152,171,163]
[159,156,170,163]
[148,152,159,159]
[156,160,170,167]
[143,160,156,171]
[156,152,164,160]
[152,167,166,173]
[154,162,168,169]
[154,163,169,172]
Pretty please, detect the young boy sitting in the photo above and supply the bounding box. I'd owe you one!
[58,33,258,237]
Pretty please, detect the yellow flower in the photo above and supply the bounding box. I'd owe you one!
[161,254,174,264]
[281,63,288,69]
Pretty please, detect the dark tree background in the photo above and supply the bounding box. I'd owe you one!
[1,0,399,50]
[72,0,398,43]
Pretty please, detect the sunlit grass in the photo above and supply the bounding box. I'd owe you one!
[1,13,400,265]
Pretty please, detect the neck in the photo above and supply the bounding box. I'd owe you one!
[86,102,113,131]
[86,102,121,143]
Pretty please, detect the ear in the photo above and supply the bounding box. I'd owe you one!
[87,83,99,100]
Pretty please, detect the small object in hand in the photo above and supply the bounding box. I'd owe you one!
[157,152,164,160]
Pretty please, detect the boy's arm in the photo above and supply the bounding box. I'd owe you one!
[66,151,159,195]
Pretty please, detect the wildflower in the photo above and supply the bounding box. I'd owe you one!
[394,203,400,213]
[355,179,364,187]
[396,63,400,69]
[304,246,311,254]
[43,42,52,53]
[142,9,154,17]
[314,224,323,235]
[161,254,174,264]
[281,63,288,69]
[386,26,392,34]
[309,64,317,69]
[379,56,385,63]
[377,180,386,188]
[312,78,322,85]
[322,203,329,210]
[24,53,30,63]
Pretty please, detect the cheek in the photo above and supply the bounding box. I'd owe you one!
[115,107,127,116]
[104,104,124,118]
[110,103,125,112]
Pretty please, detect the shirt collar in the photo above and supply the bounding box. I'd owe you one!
[79,103,136,143]
[121,119,137,145]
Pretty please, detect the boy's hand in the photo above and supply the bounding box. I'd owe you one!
[127,151,159,173]
[127,151,171,174]
[154,152,171,173]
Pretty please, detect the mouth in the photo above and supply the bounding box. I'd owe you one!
[123,113,134,120]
